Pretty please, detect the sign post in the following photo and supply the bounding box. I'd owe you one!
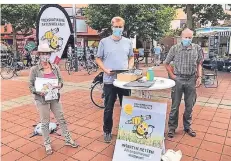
[72,4,78,72]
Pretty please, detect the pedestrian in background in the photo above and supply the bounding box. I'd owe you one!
[164,28,203,138]
[29,43,78,155]
[160,44,166,64]
[154,43,162,66]
[25,51,32,67]
[96,16,134,143]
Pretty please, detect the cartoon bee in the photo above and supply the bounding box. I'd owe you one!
[41,28,59,42]
[125,115,155,139]
[50,35,63,51]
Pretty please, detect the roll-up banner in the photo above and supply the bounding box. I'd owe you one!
[36,4,73,64]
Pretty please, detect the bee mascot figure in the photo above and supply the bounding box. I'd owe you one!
[125,115,155,139]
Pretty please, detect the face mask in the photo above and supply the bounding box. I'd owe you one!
[40,55,50,62]
[112,27,124,37]
[181,38,192,47]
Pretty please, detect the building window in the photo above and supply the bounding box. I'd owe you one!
[65,7,85,17]
[180,19,187,28]
[81,8,85,16]
[76,19,87,32]
[225,4,231,10]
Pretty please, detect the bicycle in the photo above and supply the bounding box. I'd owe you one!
[78,54,98,75]
[1,55,26,79]
[65,52,72,71]
[90,72,105,108]
[66,54,78,75]
[87,54,98,73]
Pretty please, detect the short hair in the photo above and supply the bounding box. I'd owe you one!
[181,28,194,36]
[111,16,125,25]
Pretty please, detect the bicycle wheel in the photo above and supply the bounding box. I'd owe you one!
[1,66,15,79]
[90,81,105,108]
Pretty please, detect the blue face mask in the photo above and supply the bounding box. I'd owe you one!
[112,27,124,37]
[181,39,192,47]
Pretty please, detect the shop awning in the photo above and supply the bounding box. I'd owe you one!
[195,27,231,37]
[216,31,231,36]
[196,31,231,37]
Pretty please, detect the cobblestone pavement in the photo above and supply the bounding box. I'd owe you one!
[1,64,231,161]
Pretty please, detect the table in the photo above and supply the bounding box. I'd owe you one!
[114,76,175,99]
[113,77,175,157]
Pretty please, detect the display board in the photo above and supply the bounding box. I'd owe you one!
[112,96,167,161]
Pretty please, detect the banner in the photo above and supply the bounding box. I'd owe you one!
[36,4,73,64]
[113,97,167,161]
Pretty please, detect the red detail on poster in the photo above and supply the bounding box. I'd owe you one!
[54,56,61,64]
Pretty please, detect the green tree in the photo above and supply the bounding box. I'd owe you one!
[84,4,175,40]
[1,4,40,57]
[174,4,230,29]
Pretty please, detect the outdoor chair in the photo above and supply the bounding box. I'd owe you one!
[202,56,218,88]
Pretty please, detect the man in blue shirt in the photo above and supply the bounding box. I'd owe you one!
[96,16,134,143]
[154,43,162,66]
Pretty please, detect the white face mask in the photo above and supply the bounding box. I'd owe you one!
[40,55,50,62]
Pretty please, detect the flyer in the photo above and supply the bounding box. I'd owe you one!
[35,77,59,101]
[112,96,167,161]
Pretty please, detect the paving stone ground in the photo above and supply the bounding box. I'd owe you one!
[1,63,231,161]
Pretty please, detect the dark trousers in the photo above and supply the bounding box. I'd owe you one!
[168,76,197,130]
[26,57,32,67]
[103,84,131,133]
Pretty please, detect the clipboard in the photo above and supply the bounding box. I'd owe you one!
[111,69,129,74]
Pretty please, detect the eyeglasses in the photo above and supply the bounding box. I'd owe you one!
[112,26,123,28]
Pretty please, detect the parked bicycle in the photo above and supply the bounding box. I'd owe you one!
[65,52,98,75]
[65,53,78,75]
[1,54,26,79]
[90,72,105,108]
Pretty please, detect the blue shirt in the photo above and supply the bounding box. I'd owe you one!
[154,46,162,55]
[97,36,134,84]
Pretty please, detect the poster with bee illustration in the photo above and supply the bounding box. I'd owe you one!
[37,4,73,64]
[112,96,167,161]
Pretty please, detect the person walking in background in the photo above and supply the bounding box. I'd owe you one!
[29,43,78,155]
[160,44,166,64]
[26,51,32,67]
[154,43,162,66]
[67,44,73,58]
[96,16,134,143]
[164,28,203,138]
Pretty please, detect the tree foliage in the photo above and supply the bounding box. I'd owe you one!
[173,4,230,29]
[1,4,40,34]
[1,4,40,55]
[84,4,175,40]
